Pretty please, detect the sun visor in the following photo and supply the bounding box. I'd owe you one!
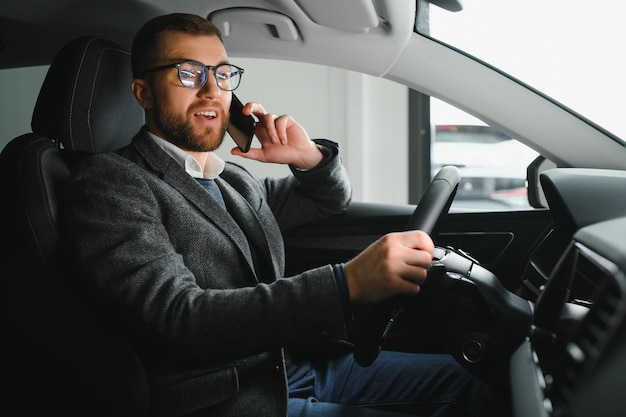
[210,8,299,41]
[297,0,379,33]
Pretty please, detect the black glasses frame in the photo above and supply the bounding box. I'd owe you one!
[141,60,244,91]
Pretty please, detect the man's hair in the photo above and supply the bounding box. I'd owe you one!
[131,13,223,78]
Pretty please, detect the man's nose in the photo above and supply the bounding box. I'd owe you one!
[198,70,222,98]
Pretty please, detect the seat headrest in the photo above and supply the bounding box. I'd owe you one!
[31,36,144,154]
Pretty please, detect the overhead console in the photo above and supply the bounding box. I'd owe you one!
[511,216,626,417]
[207,0,415,76]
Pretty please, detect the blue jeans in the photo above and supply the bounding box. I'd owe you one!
[287,350,491,417]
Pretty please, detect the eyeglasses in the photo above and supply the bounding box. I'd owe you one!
[142,60,244,91]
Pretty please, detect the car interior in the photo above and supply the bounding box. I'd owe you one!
[2,1,626,417]
[0,36,149,416]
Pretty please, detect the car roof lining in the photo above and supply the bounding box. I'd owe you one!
[0,0,415,75]
[208,0,415,77]
[0,0,161,68]
[2,0,626,170]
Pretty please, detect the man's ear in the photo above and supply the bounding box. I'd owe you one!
[131,78,153,110]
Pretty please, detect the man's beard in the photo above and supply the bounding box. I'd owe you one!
[154,101,228,152]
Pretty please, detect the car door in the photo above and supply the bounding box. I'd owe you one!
[284,200,553,296]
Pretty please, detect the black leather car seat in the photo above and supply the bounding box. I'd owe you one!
[0,36,147,416]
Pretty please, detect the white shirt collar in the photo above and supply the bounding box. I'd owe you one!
[148,131,225,179]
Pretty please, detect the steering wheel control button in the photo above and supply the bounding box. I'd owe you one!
[457,248,480,264]
[433,247,446,261]
[447,272,465,280]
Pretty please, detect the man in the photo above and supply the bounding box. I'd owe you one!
[64,13,490,417]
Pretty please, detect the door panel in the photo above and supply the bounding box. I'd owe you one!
[284,202,553,293]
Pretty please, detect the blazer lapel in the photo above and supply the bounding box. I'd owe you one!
[217,179,282,283]
[131,131,260,278]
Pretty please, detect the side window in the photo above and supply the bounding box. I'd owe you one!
[430,98,539,211]
[0,65,49,151]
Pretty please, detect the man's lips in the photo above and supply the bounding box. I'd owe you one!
[193,109,223,128]
[194,110,217,119]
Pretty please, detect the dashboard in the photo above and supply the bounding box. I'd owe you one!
[511,168,626,417]
[522,168,626,299]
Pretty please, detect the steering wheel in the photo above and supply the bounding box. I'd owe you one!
[405,165,461,234]
[352,166,461,366]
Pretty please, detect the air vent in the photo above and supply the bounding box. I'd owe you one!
[546,243,626,414]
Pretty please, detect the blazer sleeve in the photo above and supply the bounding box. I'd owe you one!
[263,138,353,232]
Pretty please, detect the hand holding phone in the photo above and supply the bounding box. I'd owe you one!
[227,93,256,153]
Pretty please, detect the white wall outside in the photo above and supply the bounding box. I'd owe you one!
[217,58,409,204]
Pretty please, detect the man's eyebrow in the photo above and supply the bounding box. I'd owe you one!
[179,59,232,67]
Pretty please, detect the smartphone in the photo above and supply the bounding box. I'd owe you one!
[227,93,256,153]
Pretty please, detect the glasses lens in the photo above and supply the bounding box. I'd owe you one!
[215,65,242,91]
[178,61,207,88]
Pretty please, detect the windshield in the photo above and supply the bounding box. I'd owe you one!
[423,0,626,142]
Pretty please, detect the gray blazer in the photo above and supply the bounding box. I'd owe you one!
[64,128,353,417]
